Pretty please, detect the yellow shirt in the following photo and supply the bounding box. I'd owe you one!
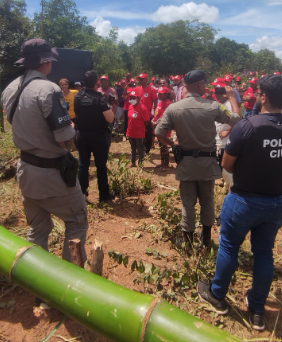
[64,89,78,119]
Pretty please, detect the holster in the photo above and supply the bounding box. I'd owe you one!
[56,152,78,187]
[172,145,184,164]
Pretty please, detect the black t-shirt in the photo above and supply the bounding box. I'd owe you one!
[225,113,282,197]
[74,89,110,133]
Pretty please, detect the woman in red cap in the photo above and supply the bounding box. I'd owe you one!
[153,86,172,171]
[127,89,150,167]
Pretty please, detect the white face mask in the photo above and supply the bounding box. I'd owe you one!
[129,99,137,105]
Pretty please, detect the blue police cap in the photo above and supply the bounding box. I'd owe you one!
[184,70,207,84]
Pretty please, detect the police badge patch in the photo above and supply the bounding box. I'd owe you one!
[219,103,231,118]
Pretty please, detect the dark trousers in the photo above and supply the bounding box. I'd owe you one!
[76,131,110,200]
[123,110,128,136]
[144,118,153,154]
[129,138,144,164]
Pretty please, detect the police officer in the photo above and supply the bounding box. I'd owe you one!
[74,70,115,202]
[1,39,88,263]
[198,74,282,331]
[155,70,241,250]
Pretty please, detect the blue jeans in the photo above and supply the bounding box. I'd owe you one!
[211,192,282,313]
[243,109,252,118]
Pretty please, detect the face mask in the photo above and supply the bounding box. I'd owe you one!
[129,99,137,105]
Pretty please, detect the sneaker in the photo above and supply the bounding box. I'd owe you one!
[245,290,265,331]
[197,280,229,315]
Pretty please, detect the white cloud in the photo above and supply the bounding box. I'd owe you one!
[85,10,148,20]
[220,8,282,30]
[85,2,219,24]
[90,17,144,45]
[267,0,282,5]
[118,27,145,44]
[91,16,112,37]
[151,2,219,23]
[250,35,282,51]
[250,35,282,59]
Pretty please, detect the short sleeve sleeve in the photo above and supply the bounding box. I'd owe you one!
[225,119,254,157]
[100,95,111,112]
[151,88,158,101]
[215,102,240,127]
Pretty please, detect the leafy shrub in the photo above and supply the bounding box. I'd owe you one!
[107,153,153,199]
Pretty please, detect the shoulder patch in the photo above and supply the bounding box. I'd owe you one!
[219,103,231,118]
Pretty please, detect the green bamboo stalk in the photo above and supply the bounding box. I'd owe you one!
[0,226,241,342]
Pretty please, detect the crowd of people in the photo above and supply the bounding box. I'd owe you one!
[2,38,282,333]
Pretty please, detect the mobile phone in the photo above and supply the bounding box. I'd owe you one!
[215,87,226,95]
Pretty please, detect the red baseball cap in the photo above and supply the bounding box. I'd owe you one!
[215,81,226,88]
[126,73,131,76]
[129,89,140,97]
[151,77,155,81]
[157,86,170,94]
[116,82,121,86]
[210,77,224,85]
[249,77,258,84]
[224,75,232,82]
[100,75,108,80]
[120,79,126,84]
[236,76,241,82]
[174,75,181,80]
[137,73,148,79]
[130,78,136,83]
[249,72,254,76]
[274,71,281,75]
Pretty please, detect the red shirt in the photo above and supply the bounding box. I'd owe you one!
[127,102,150,138]
[153,98,171,137]
[123,87,133,110]
[153,98,171,123]
[243,87,258,110]
[137,85,157,114]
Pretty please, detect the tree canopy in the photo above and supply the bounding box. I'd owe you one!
[0,0,281,81]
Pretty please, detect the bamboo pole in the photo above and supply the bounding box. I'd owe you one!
[0,226,241,342]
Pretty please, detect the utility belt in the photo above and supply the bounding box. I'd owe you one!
[20,151,78,187]
[172,145,216,164]
[182,150,216,157]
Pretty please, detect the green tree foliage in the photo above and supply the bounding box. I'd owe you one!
[0,0,30,77]
[1,0,282,83]
[32,0,98,49]
[252,49,282,73]
[90,36,127,80]
[132,20,217,76]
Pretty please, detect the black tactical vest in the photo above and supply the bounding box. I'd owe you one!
[74,90,108,133]
[233,114,282,196]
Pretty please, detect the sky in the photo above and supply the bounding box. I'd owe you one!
[25,0,282,59]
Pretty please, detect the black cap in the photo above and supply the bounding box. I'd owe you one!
[15,38,58,68]
[184,70,207,84]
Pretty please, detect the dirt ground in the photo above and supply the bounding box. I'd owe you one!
[1,134,282,342]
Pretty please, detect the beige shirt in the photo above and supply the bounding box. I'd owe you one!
[2,70,78,199]
[155,93,241,181]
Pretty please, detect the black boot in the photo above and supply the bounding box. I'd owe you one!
[183,231,194,255]
[201,225,211,248]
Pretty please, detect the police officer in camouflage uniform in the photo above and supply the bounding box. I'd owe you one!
[155,70,241,250]
[1,39,88,263]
